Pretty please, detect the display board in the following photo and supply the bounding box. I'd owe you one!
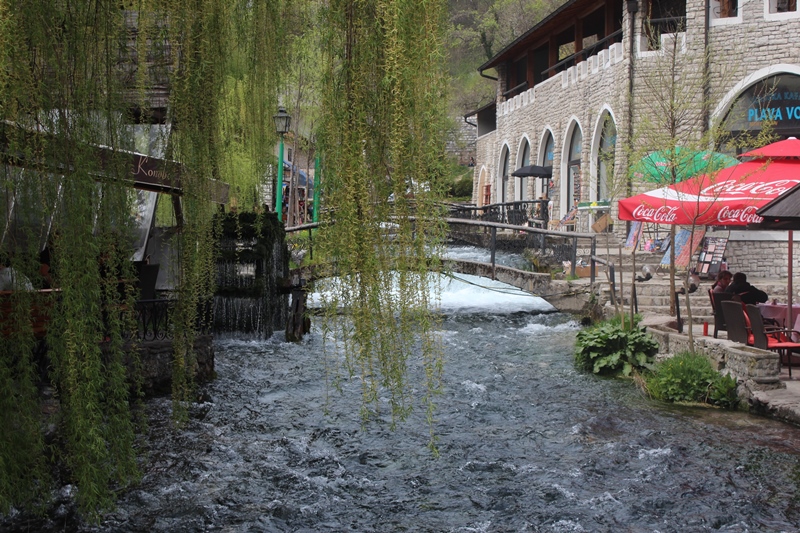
[624,221,643,251]
[661,228,705,268]
[696,236,728,278]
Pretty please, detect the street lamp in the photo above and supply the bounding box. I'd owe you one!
[273,106,291,222]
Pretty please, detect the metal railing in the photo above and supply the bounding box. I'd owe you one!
[541,29,624,79]
[445,217,595,279]
[284,213,601,281]
[135,299,173,341]
[449,200,550,228]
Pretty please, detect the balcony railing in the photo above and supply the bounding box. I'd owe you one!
[541,29,623,79]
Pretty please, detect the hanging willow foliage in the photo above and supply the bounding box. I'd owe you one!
[317,0,450,449]
[0,0,284,517]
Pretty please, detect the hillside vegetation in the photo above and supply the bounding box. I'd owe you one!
[446,0,567,115]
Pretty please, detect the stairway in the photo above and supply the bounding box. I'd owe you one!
[593,270,792,325]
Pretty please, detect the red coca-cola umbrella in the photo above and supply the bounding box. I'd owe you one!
[618,158,800,226]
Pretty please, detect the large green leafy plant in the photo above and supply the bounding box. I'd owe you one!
[645,351,740,409]
[575,316,658,376]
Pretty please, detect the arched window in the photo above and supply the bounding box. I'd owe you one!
[499,146,510,204]
[725,74,800,151]
[597,116,616,202]
[539,131,554,199]
[566,126,582,212]
[516,139,530,201]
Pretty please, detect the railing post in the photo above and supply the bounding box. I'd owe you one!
[570,236,577,278]
[490,226,497,279]
[609,264,617,306]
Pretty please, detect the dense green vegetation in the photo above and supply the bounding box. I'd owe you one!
[446,0,565,114]
[645,352,740,409]
[0,0,462,517]
[574,316,659,376]
[0,0,284,518]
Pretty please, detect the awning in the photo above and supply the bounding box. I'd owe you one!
[619,159,800,226]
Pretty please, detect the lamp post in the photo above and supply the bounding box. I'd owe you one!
[313,154,321,223]
[273,106,291,222]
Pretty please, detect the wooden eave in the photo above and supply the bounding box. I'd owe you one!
[0,121,228,204]
[478,0,612,72]
[750,181,800,230]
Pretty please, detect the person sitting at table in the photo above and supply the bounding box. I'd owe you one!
[725,272,769,304]
[711,270,733,293]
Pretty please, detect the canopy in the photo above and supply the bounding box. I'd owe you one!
[742,137,800,159]
[511,165,552,178]
[630,148,738,184]
[283,160,308,187]
[619,159,800,226]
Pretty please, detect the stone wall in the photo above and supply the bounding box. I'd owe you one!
[724,235,800,280]
[472,0,800,264]
[647,325,784,397]
[128,335,215,396]
[447,118,477,167]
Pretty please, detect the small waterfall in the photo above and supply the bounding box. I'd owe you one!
[213,212,288,339]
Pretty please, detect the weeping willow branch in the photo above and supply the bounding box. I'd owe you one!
[317,0,449,451]
[0,0,285,517]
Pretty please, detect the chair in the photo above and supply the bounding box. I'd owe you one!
[709,290,736,338]
[721,300,751,345]
[745,304,800,377]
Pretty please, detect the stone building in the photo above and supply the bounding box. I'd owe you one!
[467,0,800,277]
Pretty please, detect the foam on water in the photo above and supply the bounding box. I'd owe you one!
[310,272,555,315]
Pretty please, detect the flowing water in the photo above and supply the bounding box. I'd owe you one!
[7,268,800,531]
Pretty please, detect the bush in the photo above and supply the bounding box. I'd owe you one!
[450,174,473,198]
[646,351,740,409]
[574,316,658,376]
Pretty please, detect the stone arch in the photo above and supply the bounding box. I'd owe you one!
[560,118,583,215]
[589,106,617,203]
[497,143,511,204]
[712,64,800,132]
[515,135,532,201]
[537,128,555,202]
[476,166,491,207]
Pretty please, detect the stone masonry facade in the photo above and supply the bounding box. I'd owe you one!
[472,0,800,276]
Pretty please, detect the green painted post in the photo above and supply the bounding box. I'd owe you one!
[313,154,321,223]
[276,136,284,222]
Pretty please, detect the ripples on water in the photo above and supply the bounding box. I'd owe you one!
[7,274,800,532]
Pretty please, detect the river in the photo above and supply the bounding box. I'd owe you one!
[6,267,800,532]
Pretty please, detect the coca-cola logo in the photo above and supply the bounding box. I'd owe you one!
[699,179,800,198]
[716,205,763,224]
[632,204,678,222]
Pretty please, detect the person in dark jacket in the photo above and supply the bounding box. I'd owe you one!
[725,272,769,304]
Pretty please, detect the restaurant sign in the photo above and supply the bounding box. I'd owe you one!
[727,74,800,132]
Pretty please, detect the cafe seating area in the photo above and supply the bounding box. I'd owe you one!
[719,299,800,378]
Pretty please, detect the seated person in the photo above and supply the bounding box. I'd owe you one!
[711,270,733,293]
[725,272,768,304]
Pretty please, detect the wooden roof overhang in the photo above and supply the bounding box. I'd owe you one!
[0,121,229,205]
[753,181,800,230]
[478,0,608,73]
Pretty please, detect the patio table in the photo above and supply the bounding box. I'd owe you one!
[757,303,800,341]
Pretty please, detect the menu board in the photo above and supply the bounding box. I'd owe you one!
[696,236,728,278]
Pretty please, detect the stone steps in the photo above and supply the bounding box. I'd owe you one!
[594,275,794,324]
